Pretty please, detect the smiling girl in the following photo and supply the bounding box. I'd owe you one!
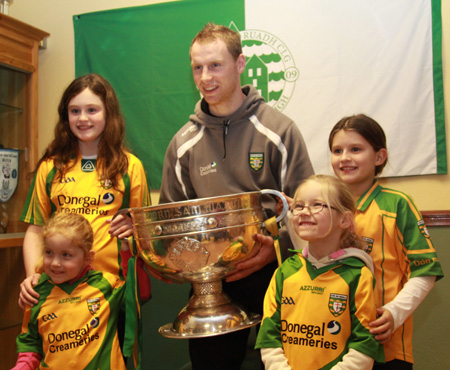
[328,114,443,369]
[255,175,383,369]
[13,213,150,370]
[19,74,150,309]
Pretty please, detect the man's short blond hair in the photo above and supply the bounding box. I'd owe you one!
[190,23,243,60]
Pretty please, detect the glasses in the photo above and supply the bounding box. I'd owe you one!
[291,202,337,216]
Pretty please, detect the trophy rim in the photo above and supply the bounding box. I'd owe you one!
[135,220,261,240]
[127,190,263,214]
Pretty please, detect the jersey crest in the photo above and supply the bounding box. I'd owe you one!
[249,153,264,171]
[361,236,374,254]
[87,297,101,315]
[100,179,112,189]
[329,293,347,317]
[417,220,431,239]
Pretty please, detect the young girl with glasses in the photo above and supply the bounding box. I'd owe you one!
[255,174,384,369]
[328,114,443,369]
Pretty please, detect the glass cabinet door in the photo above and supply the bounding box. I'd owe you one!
[0,64,29,234]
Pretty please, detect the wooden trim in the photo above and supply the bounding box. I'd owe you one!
[0,233,25,249]
[0,13,49,73]
[421,210,450,227]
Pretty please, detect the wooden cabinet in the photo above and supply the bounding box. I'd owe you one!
[0,14,48,370]
[0,13,48,244]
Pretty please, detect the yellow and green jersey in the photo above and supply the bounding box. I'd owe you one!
[255,253,384,369]
[21,154,150,278]
[16,271,126,369]
[355,181,444,363]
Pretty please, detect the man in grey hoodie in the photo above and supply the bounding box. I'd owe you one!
[159,23,314,370]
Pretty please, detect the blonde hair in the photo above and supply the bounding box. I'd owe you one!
[35,213,94,273]
[293,174,366,250]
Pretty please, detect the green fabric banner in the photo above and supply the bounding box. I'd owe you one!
[74,0,446,189]
[432,0,446,174]
[74,0,245,188]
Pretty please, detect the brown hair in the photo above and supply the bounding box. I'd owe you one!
[190,23,243,60]
[35,213,94,273]
[34,73,129,190]
[293,174,366,250]
[328,114,388,176]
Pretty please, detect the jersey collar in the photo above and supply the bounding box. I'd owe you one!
[356,180,382,212]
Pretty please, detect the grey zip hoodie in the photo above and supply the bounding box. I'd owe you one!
[160,84,313,210]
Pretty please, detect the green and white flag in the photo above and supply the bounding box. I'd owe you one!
[74,0,446,189]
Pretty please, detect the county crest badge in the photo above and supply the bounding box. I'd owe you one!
[417,220,431,239]
[100,178,112,189]
[87,298,101,315]
[361,236,374,254]
[0,148,19,203]
[249,153,264,171]
[230,22,299,112]
[329,293,347,317]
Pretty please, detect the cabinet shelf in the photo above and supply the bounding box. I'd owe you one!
[0,102,24,115]
[0,232,25,249]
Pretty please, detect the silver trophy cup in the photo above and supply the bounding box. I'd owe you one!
[119,189,288,338]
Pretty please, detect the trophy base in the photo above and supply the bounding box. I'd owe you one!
[159,310,261,339]
[158,275,262,338]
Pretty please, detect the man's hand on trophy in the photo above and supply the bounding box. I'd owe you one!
[225,233,275,282]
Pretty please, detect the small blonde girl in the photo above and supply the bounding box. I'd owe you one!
[14,213,150,370]
[256,175,383,370]
[33,212,95,279]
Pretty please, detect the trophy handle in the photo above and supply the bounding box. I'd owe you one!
[260,189,289,223]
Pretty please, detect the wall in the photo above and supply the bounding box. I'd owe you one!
[7,0,450,211]
[412,226,449,370]
[8,0,175,206]
[6,1,450,369]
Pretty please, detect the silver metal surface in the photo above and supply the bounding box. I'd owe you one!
[158,313,262,339]
[120,190,287,338]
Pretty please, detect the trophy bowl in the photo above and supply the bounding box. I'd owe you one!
[119,189,287,338]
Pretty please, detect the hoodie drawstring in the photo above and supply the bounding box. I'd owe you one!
[223,119,230,160]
